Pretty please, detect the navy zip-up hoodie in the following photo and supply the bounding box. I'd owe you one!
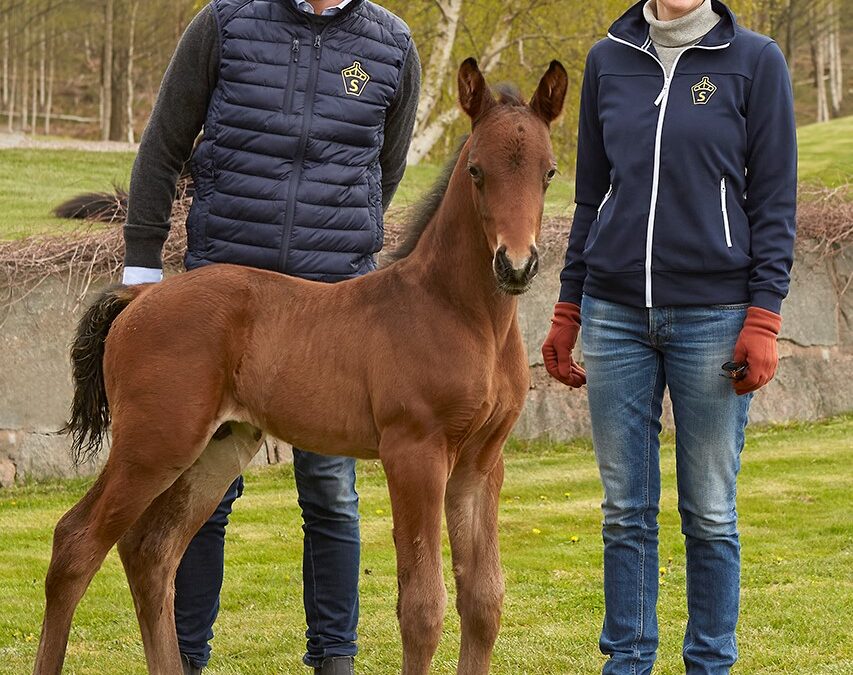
[559,0,797,314]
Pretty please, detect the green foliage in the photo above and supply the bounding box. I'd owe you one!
[0,416,851,673]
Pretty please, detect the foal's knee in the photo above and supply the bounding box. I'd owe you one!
[457,573,504,643]
[398,575,447,646]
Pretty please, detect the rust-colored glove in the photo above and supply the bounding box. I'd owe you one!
[542,302,586,388]
[731,306,782,395]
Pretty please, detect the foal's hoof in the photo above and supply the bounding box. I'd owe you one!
[314,656,355,675]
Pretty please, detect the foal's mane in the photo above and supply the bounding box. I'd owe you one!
[383,134,469,265]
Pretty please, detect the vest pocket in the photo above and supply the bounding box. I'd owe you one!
[283,37,299,112]
[367,169,383,252]
[720,176,732,248]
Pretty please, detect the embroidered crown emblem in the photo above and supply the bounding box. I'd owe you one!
[342,61,370,97]
[691,76,717,105]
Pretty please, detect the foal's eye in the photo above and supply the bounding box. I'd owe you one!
[468,164,483,183]
[545,168,558,184]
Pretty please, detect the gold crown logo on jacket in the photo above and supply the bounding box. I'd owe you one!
[691,76,717,105]
[342,61,370,97]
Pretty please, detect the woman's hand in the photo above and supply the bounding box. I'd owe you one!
[542,302,586,388]
[731,306,782,395]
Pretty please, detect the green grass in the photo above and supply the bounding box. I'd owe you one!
[0,149,136,239]
[797,115,853,189]
[0,416,851,674]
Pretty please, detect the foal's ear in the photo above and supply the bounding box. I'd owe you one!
[530,60,568,126]
[458,57,496,124]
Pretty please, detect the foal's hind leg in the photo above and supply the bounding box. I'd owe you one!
[381,433,450,675]
[118,422,263,675]
[445,440,508,675]
[34,433,202,675]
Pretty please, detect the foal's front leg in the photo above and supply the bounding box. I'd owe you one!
[445,453,505,675]
[381,434,449,675]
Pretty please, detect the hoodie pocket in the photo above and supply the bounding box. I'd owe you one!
[720,176,732,248]
[597,184,613,219]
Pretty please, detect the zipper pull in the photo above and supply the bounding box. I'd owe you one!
[291,37,299,62]
[314,35,321,59]
[654,78,669,106]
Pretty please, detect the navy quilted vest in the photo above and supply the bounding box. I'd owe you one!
[185,0,411,280]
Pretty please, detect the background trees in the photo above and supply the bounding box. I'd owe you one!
[0,0,849,165]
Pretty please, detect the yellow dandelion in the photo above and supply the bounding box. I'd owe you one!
[564,492,572,498]
[659,567,667,575]
[375,508,385,515]
[570,535,579,543]
[532,528,542,535]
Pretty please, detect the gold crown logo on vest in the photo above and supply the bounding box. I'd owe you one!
[691,76,717,105]
[342,61,370,97]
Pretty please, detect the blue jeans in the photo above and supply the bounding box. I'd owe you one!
[581,295,752,675]
[175,449,360,669]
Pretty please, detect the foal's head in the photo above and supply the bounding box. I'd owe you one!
[457,58,568,295]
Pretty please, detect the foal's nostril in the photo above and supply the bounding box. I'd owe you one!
[494,244,539,292]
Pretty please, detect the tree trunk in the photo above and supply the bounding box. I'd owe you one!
[826,0,842,116]
[21,23,28,130]
[101,0,114,141]
[126,0,138,143]
[412,0,463,143]
[44,34,53,134]
[407,7,514,165]
[2,12,8,107]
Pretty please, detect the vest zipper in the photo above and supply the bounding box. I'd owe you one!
[720,175,732,248]
[283,37,299,112]
[606,33,731,308]
[277,32,324,273]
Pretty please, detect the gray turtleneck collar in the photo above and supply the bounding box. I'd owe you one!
[643,0,720,75]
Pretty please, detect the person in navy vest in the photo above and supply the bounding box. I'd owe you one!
[121,1,420,673]
[541,0,795,672]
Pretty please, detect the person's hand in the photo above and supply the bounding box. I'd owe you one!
[731,306,782,395]
[541,302,586,388]
[122,267,163,285]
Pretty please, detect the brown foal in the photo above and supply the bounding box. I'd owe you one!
[34,58,568,675]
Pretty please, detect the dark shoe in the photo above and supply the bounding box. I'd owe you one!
[181,653,203,675]
[314,656,355,675]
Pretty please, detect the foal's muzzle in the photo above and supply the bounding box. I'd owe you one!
[493,245,539,295]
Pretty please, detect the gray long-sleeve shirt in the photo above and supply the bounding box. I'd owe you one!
[124,4,421,270]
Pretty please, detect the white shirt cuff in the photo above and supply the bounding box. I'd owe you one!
[122,266,163,285]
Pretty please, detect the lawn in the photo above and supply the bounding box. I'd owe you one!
[0,149,137,239]
[797,115,853,189]
[0,415,850,674]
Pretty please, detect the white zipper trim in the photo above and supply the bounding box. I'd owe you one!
[597,184,613,218]
[606,33,730,307]
[720,176,732,247]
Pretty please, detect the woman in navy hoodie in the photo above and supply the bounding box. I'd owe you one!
[542,0,796,672]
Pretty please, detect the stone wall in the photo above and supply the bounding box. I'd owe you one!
[1,239,851,484]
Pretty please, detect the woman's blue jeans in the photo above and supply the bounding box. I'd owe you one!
[174,449,360,669]
[581,295,752,675]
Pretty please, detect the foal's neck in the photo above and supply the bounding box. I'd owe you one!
[402,146,519,332]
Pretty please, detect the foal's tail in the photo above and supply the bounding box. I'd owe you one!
[63,285,142,465]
